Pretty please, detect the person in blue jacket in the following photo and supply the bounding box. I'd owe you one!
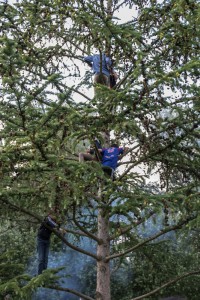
[99,143,128,178]
[79,141,128,178]
[100,144,124,170]
[83,52,112,87]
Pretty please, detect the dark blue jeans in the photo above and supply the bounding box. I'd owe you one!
[37,237,50,275]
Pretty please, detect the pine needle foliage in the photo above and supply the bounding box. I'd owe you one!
[0,0,199,299]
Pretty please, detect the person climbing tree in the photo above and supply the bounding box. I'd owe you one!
[83,51,112,88]
[37,208,65,275]
[79,141,129,179]
[99,143,129,178]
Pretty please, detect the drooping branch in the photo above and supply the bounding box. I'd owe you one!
[119,122,200,181]
[72,204,101,243]
[131,269,200,300]
[48,285,95,300]
[109,210,155,241]
[106,214,197,261]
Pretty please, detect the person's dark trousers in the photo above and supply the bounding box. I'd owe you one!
[37,237,50,275]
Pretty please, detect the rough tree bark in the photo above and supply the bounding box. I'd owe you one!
[96,206,110,300]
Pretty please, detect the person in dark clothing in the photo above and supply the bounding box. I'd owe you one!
[37,212,64,275]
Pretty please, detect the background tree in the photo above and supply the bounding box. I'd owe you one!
[0,0,199,300]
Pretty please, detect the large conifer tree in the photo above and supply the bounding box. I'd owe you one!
[0,0,199,299]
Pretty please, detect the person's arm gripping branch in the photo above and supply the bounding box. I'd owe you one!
[59,227,67,235]
[118,146,129,160]
[47,214,67,235]
[83,55,93,68]
[106,56,112,71]
[46,214,64,233]
[123,147,129,153]
[98,148,103,155]
[46,215,58,228]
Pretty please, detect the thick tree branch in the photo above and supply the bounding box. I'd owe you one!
[48,285,95,300]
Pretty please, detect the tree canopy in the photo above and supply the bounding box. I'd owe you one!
[0,0,200,299]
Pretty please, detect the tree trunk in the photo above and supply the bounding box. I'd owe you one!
[96,1,112,298]
[96,207,110,300]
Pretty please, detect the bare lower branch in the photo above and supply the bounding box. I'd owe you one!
[48,285,95,300]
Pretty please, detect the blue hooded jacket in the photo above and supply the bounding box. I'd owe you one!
[101,147,124,170]
[84,53,112,77]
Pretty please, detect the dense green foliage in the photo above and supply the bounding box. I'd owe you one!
[0,0,199,299]
[78,228,200,300]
